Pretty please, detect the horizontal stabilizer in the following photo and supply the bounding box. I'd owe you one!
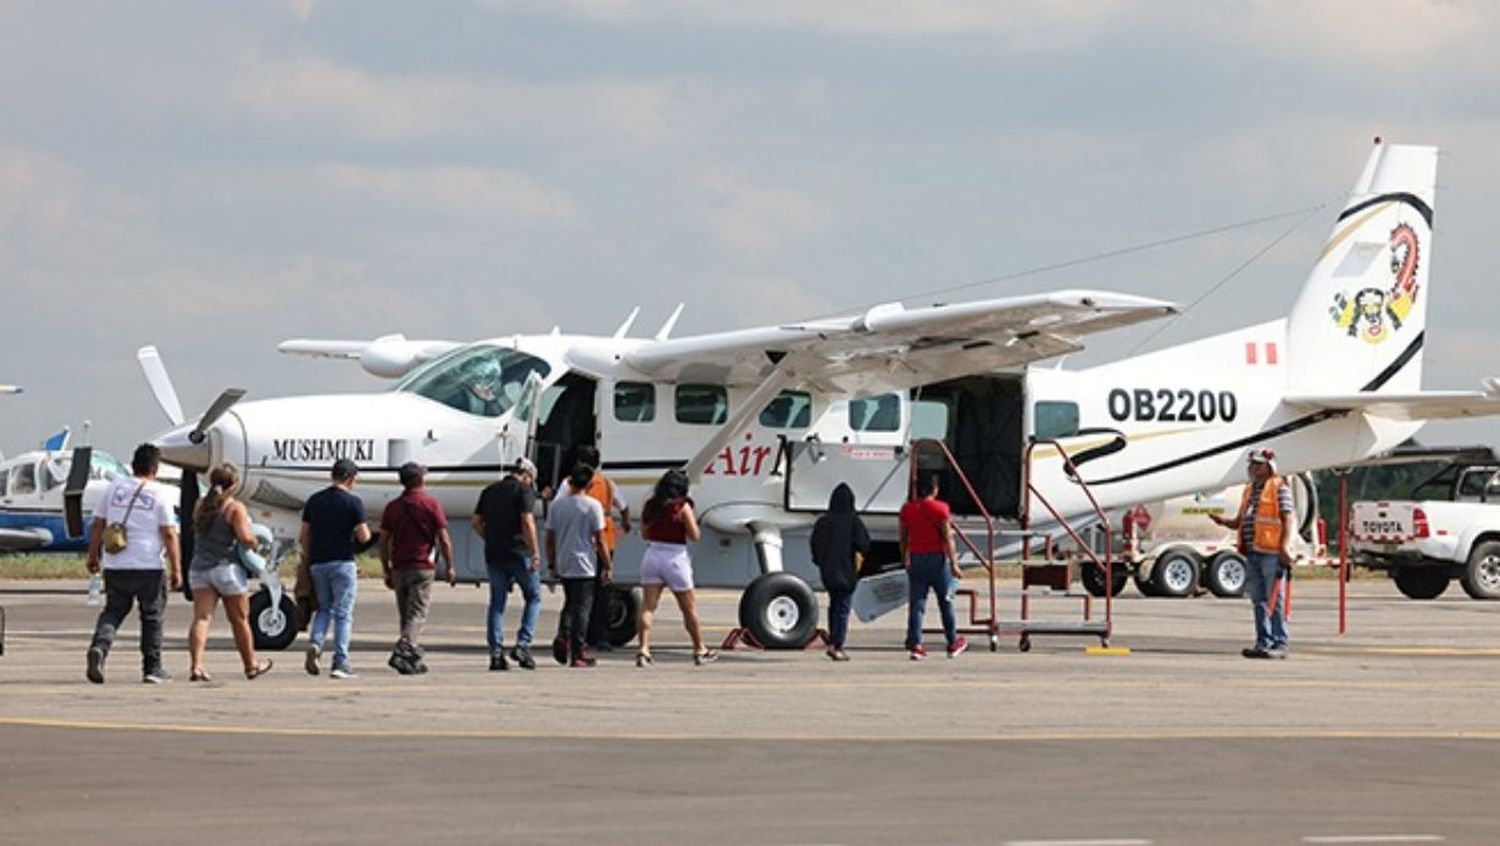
[1286,381,1500,422]
[278,335,460,379]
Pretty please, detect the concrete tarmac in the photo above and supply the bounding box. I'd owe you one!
[2,578,1499,844]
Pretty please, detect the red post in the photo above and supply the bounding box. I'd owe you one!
[1338,471,1349,635]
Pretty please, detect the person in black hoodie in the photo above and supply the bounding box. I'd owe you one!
[809,484,871,661]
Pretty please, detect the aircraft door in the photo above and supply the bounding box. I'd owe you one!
[915,376,1025,519]
[530,374,599,492]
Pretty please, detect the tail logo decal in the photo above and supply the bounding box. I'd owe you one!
[1328,222,1421,345]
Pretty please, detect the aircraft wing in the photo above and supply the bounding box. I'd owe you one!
[0,527,53,552]
[625,290,1176,392]
[278,335,461,379]
[1286,381,1500,422]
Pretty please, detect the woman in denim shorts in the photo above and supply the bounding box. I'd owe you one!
[186,464,272,681]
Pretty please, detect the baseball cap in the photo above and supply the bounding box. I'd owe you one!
[1246,448,1276,468]
[398,461,426,488]
[331,458,360,481]
[511,456,538,476]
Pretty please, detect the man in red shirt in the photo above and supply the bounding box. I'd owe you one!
[379,462,455,674]
[899,474,966,660]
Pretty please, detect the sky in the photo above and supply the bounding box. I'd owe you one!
[2,0,1498,459]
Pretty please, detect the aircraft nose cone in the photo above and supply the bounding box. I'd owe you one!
[154,424,212,471]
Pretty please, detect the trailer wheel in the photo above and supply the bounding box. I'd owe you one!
[604,587,642,646]
[1205,551,1248,598]
[1460,541,1500,600]
[1152,549,1201,598]
[1081,562,1129,598]
[1392,566,1450,600]
[738,573,818,650]
[248,589,299,651]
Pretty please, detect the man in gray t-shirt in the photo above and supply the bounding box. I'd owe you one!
[545,464,612,667]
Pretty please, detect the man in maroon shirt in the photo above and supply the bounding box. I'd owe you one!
[899,474,966,660]
[380,462,455,674]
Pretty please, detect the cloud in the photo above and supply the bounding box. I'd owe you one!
[692,165,838,255]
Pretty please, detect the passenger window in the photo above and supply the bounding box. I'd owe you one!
[909,399,950,441]
[1034,401,1080,440]
[676,384,728,425]
[849,394,901,432]
[759,391,812,429]
[0,468,8,497]
[613,382,656,423]
[12,463,37,496]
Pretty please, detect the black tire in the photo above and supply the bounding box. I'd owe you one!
[1460,541,1500,600]
[1152,549,1201,598]
[1133,568,1161,597]
[604,587,642,646]
[737,572,818,650]
[248,589,299,651]
[1081,562,1129,598]
[1205,551,1248,598]
[1392,566,1450,600]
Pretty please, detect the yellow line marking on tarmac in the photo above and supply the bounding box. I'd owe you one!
[5,715,1500,743]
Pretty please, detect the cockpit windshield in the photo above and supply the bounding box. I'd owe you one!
[394,345,552,418]
[43,451,128,490]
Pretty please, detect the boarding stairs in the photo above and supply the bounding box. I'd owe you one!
[909,438,1115,651]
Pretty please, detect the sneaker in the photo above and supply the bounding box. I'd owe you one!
[1241,646,1270,659]
[693,649,719,666]
[330,666,358,680]
[490,652,510,672]
[909,644,928,661]
[86,646,106,684]
[832,649,851,662]
[1264,647,1288,660]
[511,645,536,670]
[552,635,570,666]
[947,636,969,659]
[143,667,173,684]
[304,644,321,676]
[570,653,597,668]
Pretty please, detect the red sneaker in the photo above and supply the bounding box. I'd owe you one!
[947,636,969,658]
[909,644,928,661]
[570,653,597,668]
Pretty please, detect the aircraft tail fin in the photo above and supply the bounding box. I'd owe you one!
[1285,141,1436,395]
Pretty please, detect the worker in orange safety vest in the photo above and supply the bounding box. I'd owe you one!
[1208,448,1295,659]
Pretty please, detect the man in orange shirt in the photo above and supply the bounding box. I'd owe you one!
[899,474,966,660]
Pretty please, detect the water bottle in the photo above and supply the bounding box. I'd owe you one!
[87,572,103,606]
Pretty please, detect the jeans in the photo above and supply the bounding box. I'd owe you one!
[559,578,596,656]
[487,559,541,655]
[393,568,434,645]
[906,553,957,649]
[1245,551,1289,650]
[826,588,854,649]
[586,569,612,646]
[309,560,358,669]
[90,569,166,673]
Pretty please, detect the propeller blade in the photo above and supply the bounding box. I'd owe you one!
[178,471,200,600]
[62,446,93,540]
[137,346,185,426]
[190,388,247,443]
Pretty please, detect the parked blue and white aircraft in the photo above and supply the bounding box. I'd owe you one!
[0,385,21,396]
[0,428,129,553]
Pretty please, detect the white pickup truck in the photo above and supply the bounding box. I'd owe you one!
[1351,462,1500,600]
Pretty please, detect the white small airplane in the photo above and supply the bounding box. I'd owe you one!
[133,140,1500,650]
[0,428,128,553]
[0,385,21,396]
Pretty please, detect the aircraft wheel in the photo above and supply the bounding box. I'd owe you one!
[604,586,642,646]
[1081,562,1129,598]
[1133,568,1162,597]
[248,589,299,651]
[1392,566,1450,600]
[1460,541,1500,600]
[1205,551,1248,598]
[1152,549,1201,598]
[738,573,818,650]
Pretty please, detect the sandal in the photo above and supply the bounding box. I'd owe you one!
[693,649,718,666]
[244,659,274,680]
[635,652,653,668]
[189,668,212,683]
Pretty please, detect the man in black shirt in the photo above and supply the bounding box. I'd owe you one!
[473,458,541,670]
[301,458,372,679]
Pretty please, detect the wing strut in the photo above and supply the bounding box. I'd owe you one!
[684,355,813,485]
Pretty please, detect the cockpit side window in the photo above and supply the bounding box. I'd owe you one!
[12,462,37,495]
[0,468,9,497]
[394,345,552,418]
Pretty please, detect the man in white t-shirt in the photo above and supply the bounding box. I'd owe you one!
[85,443,182,684]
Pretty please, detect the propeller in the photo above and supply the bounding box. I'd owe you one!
[191,388,247,444]
[62,446,93,540]
[138,346,184,426]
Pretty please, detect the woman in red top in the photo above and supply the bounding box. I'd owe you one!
[635,469,716,667]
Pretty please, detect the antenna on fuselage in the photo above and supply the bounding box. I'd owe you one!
[654,303,685,341]
[612,306,641,339]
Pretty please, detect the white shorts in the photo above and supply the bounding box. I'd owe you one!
[189,561,250,597]
[640,542,694,593]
